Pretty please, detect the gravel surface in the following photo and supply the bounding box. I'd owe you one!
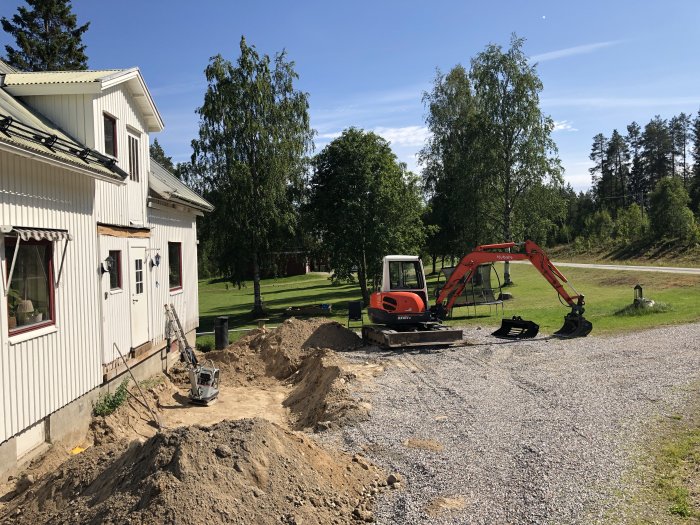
[324,323,700,525]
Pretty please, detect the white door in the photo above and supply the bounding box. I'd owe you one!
[129,246,149,347]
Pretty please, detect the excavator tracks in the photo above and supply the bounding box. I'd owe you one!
[362,324,464,348]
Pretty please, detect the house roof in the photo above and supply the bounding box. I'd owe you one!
[149,158,213,212]
[2,67,164,132]
[0,88,127,182]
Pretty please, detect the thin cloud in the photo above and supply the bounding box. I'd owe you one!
[316,126,429,148]
[542,96,700,108]
[373,126,429,147]
[531,41,621,63]
[553,120,578,132]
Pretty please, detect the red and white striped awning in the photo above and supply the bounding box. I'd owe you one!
[11,227,72,242]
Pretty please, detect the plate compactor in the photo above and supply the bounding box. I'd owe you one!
[165,304,220,404]
[363,240,592,348]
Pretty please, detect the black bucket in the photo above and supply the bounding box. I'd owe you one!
[492,316,539,339]
[553,312,592,338]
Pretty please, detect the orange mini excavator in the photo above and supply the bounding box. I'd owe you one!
[362,240,592,348]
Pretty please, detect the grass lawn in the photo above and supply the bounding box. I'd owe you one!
[197,263,700,347]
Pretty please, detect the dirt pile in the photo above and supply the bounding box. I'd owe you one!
[285,349,371,431]
[202,318,362,387]
[257,318,362,379]
[1,418,384,525]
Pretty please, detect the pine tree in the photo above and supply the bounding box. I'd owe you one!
[2,0,89,71]
[641,115,672,187]
[589,133,610,204]
[689,111,700,214]
[149,138,176,174]
[670,112,692,186]
[604,130,630,211]
[626,122,646,205]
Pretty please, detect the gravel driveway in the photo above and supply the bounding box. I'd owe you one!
[328,323,700,524]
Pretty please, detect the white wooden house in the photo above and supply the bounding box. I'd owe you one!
[0,60,212,474]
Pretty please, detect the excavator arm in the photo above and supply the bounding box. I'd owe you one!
[433,240,591,338]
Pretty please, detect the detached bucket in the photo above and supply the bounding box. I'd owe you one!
[492,316,539,339]
[553,313,592,338]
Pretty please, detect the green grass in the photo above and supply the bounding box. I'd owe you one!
[197,264,700,343]
[618,410,700,523]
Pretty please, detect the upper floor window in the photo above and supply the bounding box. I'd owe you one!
[5,239,55,335]
[128,134,140,182]
[104,113,117,157]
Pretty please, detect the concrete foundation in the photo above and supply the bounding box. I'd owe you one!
[0,331,188,481]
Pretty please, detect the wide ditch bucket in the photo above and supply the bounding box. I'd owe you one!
[492,316,539,339]
[553,312,593,338]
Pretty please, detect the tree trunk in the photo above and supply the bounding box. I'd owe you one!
[431,253,436,275]
[503,199,513,286]
[252,252,266,315]
[358,259,370,307]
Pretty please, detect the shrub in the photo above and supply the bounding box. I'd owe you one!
[649,177,697,241]
[93,379,130,416]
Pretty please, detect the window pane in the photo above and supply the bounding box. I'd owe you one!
[128,135,139,181]
[104,115,116,157]
[168,243,182,289]
[389,261,401,289]
[108,250,121,290]
[5,242,53,331]
[402,262,420,289]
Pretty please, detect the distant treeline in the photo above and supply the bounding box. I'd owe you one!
[563,112,700,249]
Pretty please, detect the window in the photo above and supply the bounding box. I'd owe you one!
[388,261,423,290]
[5,239,54,335]
[128,134,139,182]
[168,242,182,290]
[104,113,117,157]
[108,250,122,290]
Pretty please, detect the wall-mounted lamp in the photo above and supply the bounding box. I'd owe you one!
[101,256,114,275]
[150,253,161,268]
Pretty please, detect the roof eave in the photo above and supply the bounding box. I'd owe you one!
[0,138,125,184]
[102,68,163,132]
[4,82,102,96]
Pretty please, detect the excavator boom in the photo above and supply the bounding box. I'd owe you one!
[434,240,591,338]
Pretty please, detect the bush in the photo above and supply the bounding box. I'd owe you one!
[584,210,614,241]
[649,177,697,241]
[615,203,648,242]
[93,379,130,416]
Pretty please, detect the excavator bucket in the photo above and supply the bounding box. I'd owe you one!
[492,316,539,339]
[553,312,592,338]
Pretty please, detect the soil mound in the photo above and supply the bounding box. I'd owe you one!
[2,418,383,525]
[257,318,362,379]
[285,349,371,431]
[204,318,362,386]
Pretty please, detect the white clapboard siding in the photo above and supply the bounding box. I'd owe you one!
[0,151,102,444]
[148,207,200,344]
[93,86,150,227]
[22,94,96,147]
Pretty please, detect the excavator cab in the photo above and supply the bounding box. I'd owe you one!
[368,256,432,325]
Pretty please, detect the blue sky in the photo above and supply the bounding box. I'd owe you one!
[3,1,700,191]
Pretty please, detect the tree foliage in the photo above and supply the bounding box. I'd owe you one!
[421,35,562,281]
[649,177,697,241]
[420,65,490,262]
[191,36,313,313]
[150,138,176,174]
[307,128,426,305]
[2,0,89,71]
[471,35,562,246]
